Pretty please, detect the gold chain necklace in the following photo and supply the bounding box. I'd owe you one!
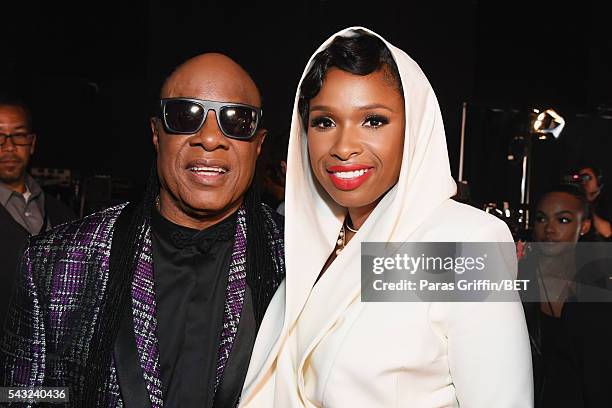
[335,223,346,256]
[335,218,359,255]
[345,218,358,233]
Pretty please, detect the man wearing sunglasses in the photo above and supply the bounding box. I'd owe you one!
[0,96,75,338]
[2,54,285,407]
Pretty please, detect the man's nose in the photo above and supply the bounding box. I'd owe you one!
[190,110,229,151]
[0,137,17,151]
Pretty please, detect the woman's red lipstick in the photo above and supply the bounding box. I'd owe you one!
[327,164,374,191]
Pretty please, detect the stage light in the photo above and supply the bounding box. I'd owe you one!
[515,108,566,231]
[532,108,565,139]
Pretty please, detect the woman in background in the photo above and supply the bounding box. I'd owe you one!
[241,27,533,407]
[520,183,612,407]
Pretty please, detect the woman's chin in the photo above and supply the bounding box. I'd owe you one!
[536,242,577,257]
[324,190,378,211]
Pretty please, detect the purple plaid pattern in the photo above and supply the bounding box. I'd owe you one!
[2,204,125,407]
[215,207,248,391]
[2,202,284,407]
[131,225,163,408]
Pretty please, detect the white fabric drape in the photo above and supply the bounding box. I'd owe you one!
[240,26,533,408]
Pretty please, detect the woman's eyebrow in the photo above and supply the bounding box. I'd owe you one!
[310,103,395,113]
[356,103,395,112]
[309,105,333,112]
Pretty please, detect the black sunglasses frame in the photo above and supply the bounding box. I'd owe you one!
[0,132,35,146]
[159,98,263,140]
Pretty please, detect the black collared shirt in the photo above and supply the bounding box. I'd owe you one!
[151,208,237,407]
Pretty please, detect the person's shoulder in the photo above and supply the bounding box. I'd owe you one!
[437,199,501,223]
[418,199,512,241]
[260,202,284,233]
[30,202,128,251]
[596,191,612,220]
[43,193,77,223]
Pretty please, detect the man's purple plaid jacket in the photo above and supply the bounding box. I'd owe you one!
[1,202,285,407]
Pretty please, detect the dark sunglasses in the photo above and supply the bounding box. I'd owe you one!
[159,98,262,140]
[578,173,593,182]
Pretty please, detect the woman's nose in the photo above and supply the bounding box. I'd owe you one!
[329,127,362,161]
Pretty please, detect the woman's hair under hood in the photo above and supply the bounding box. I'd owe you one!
[298,30,404,130]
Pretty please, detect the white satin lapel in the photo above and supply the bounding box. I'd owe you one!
[293,238,362,381]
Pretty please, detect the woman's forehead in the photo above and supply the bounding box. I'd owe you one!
[313,68,403,105]
[538,192,582,212]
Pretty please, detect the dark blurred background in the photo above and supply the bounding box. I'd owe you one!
[2,0,611,214]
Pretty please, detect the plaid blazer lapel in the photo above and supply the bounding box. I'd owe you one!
[213,204,285,407]
[124,206,248,407]
[130,224,164,407]
[214,206,248,392]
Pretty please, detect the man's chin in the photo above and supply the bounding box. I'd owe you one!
[181,198,241,219]
[0,172,23,185]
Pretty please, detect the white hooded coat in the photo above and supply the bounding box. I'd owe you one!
[240,27,533,407]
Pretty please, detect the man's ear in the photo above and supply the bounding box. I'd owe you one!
[151,118,160,152]
[29,134,37,155]
[256,128,268,156]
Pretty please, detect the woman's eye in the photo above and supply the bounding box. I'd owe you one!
[310,117,335,129]
[535,215,546,223]
[363,115,389,128]
[559,217,573,224]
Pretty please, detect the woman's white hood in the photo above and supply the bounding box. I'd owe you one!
[282,26,457,326]
[241,26,465,405]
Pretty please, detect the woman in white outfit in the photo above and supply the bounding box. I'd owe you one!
[240,26,533,408]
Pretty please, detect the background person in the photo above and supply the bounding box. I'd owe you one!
[519,183,592,407]
[576,165,611,239]
[0,95,75,333]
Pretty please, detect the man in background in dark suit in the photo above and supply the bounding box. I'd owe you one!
[0,96,75,331]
